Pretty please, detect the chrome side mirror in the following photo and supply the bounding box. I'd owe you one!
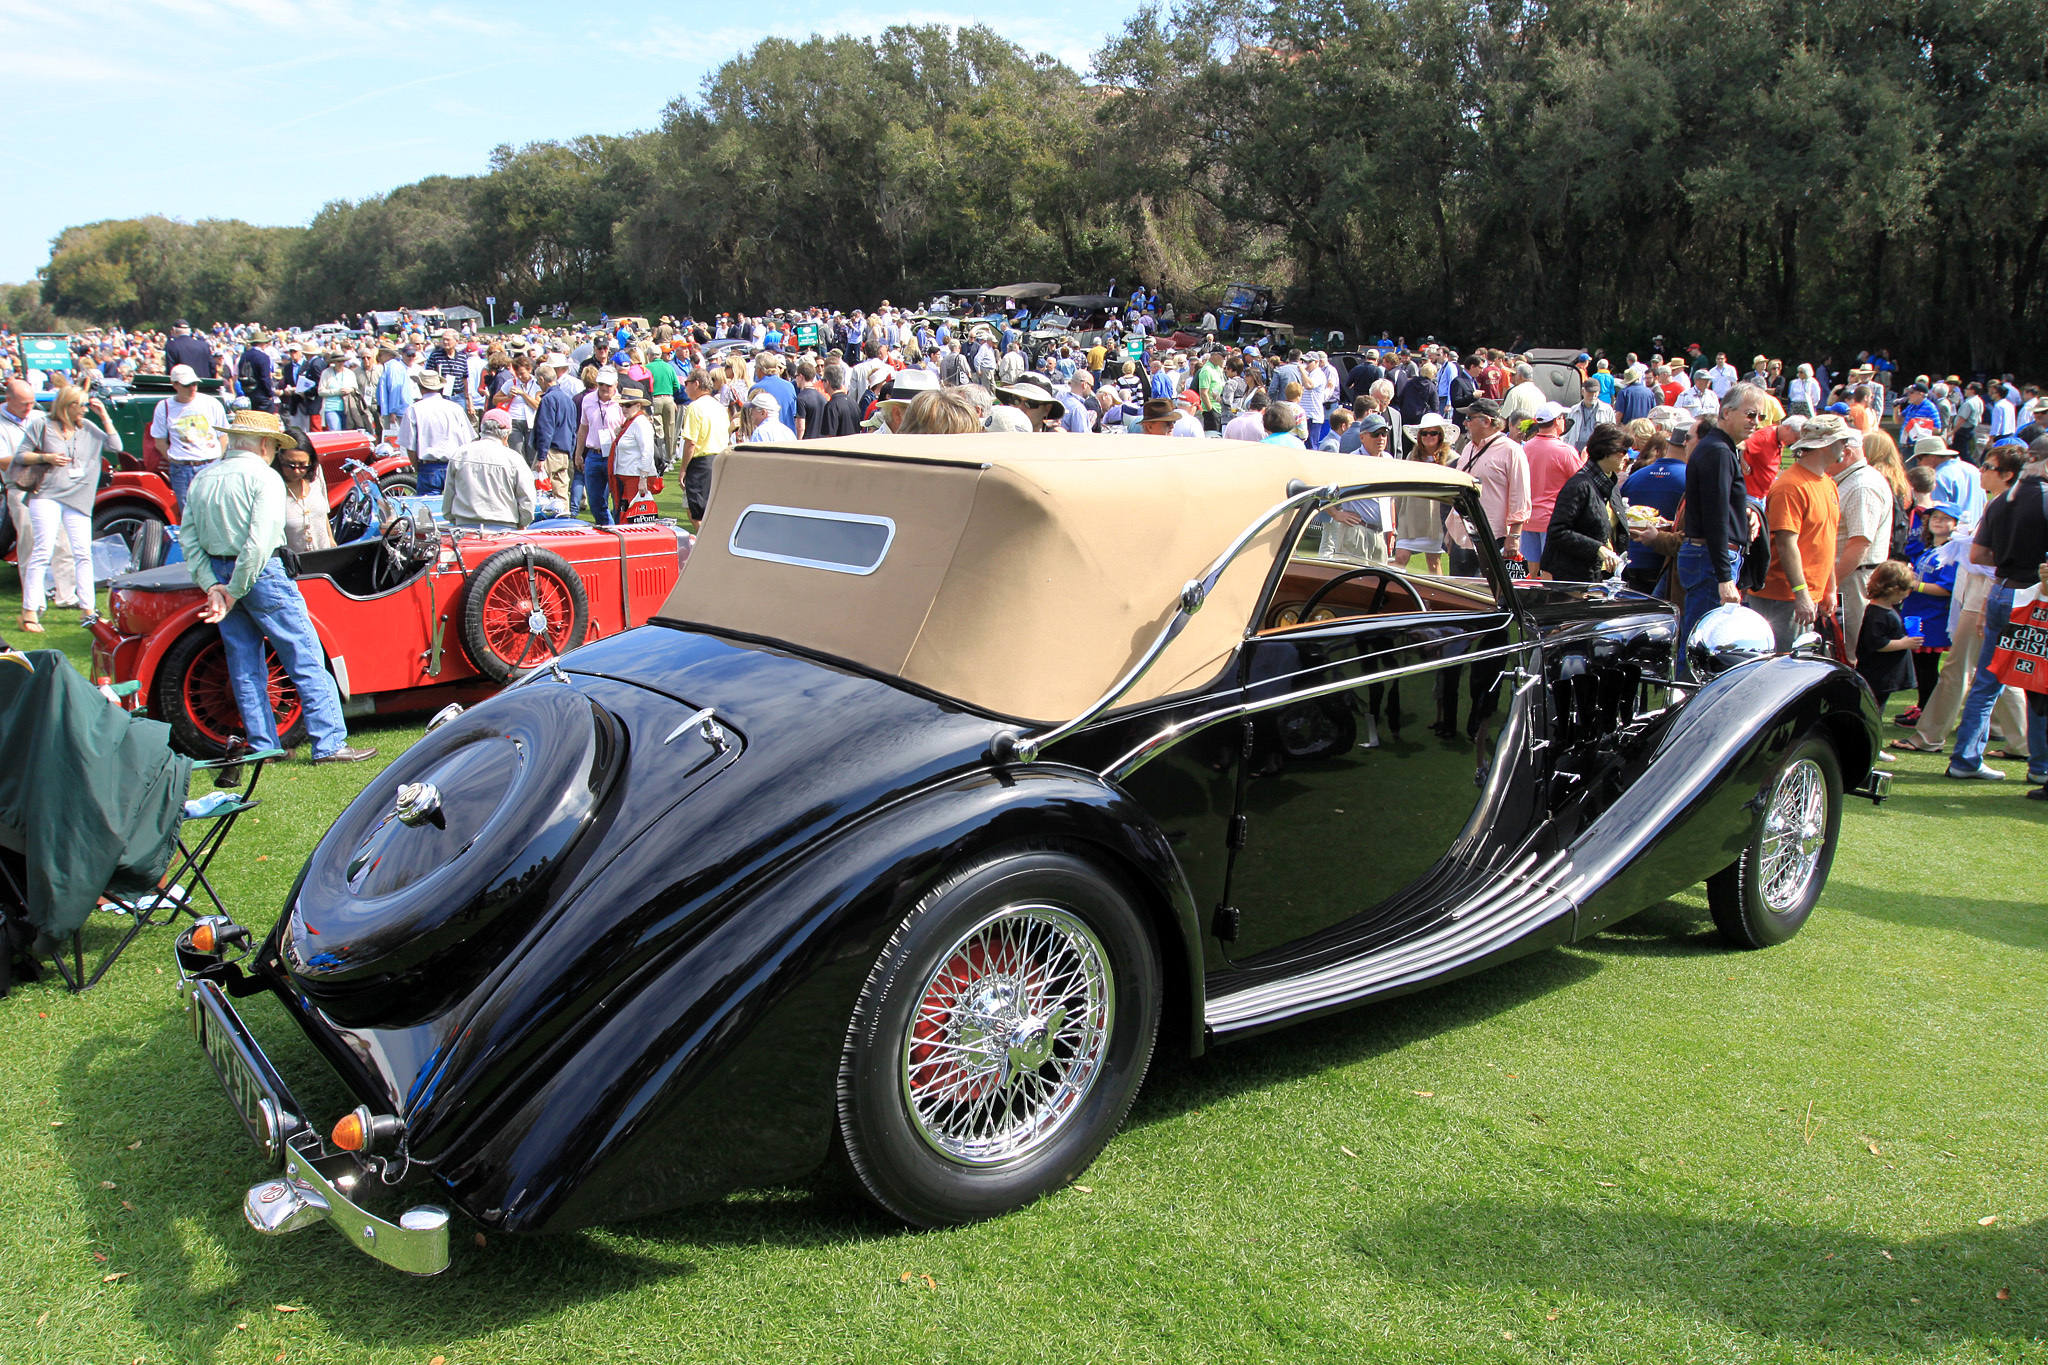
[1788,630,1822,655]
[425,702,464,732]
[1685,604,1776,677]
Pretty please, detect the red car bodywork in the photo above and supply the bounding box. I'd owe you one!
[91,520,688,755]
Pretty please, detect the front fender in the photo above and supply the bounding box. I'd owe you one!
[439,763,1202,1233]
[1568,656,1877,935]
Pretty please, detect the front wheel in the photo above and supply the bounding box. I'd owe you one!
[837,845,1161,1227]
[1707,733,1842,949]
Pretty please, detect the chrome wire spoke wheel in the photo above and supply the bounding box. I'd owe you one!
[902,903,1113,1165]
[1757,758,1826,912]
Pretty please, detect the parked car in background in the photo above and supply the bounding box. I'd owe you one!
[91,470,689,755]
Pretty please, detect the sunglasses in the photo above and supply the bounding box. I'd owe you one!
[281,461,311,471]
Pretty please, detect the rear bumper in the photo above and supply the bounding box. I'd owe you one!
[177,939,451,1275]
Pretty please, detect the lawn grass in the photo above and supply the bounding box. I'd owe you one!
[4,516,2047,1363]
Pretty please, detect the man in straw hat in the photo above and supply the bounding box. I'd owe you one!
[398,369,474,497]
[178,410,375,763]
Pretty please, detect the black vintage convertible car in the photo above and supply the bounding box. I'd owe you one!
[176,435,1886,1273]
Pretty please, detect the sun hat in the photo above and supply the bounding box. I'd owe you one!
[168,364,199,386]
[617,381,649,405]
[1140,397,1177,424]
[1789,413,1852,450]
[1406,411,1455,443]
[882,368,940,402]
[417,370,446,391]
[1911,434,1956,460]
[224,408,298,450]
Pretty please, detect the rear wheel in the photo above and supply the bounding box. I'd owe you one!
[1707,734,1841,948]
[377,471,417,498]
[156,629,309,758]
[459,545,590,683]
[837,845,1161,1227]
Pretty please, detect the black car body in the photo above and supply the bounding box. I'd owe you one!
[176,435,1883,1272]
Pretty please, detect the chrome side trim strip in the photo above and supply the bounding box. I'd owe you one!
[1102,639,1533,782]
[1204,849,1577,1034]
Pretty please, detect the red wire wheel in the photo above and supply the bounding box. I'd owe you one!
[459,545,590,684]
[155,629,308,758]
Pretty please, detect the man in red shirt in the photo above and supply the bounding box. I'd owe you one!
[1741,414,1802,501]
[1748,413,1848,651]
[1519,402,1584,564]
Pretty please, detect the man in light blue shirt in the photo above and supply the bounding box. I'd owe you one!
[1917,435,1984,524]
[376,344,413,438]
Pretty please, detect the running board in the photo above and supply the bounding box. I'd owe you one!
[1203,850,1579,1036]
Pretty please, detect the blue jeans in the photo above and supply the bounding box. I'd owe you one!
[1676,544,1739,669]
[1519,530,1547,565]
[580,452,613,525]
[166,460,210,510]
[1950,583,2048,777]
[207,556,348,758]
[414,461,446,497]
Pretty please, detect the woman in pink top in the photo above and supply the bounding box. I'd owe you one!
[1519,402,1587,565]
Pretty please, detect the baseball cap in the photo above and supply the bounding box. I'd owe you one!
[594,367,619,386]
[168,364,199,386]
[481,408,513,429]
[1532,401,1569,426]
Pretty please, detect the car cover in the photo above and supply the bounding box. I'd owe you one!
[0,650,192,938]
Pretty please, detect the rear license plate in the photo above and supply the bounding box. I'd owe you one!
[183,977,304,1164]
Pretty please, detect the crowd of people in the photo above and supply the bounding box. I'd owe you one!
[2,300,2043,794]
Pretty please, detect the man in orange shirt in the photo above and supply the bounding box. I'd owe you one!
[1748,413,1849,650]
[1846,384,1879,434]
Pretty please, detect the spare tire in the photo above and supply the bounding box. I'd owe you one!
[460,544,591,684]
[286,684,623,1027]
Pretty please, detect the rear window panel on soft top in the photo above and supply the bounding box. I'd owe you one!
[728,505,896,576]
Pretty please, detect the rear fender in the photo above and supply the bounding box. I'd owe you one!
[437,764,1203,1232]
[1568,657,1877,936]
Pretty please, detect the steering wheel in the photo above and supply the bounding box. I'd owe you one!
[373,515,436,594]
[1296,567,1423,624]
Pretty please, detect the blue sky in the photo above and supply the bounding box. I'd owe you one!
[0,0,1144,284]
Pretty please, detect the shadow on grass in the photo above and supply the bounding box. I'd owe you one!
[1829,880,2048,953]
[1569,899,1726,958]
[53,1019,902,1359]
[1132,943,1604,1131]
[1344,1197,2047,1353]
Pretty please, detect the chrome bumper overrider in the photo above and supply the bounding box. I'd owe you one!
[1849,770,1892,804]
[178,949,451,1275]
[245,1132,450,1276]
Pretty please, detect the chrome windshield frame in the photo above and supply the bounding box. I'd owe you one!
[991,478,1399,764]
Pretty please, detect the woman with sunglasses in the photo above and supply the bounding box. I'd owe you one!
[279,446,334,554]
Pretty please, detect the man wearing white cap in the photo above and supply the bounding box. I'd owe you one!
[147,363,228,509]
[396,370,474,498]
[1519,401,1583,564]
[441,409,535,531]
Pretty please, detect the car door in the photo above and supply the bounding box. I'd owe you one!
[1215,487,1548,966]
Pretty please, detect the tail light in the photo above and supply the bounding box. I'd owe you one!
[330,1104,404,1154]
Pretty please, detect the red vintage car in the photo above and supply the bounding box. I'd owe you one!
[89,510,690,757]
[1,424,415,573]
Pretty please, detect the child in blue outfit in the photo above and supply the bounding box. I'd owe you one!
[1899,504,1962,720]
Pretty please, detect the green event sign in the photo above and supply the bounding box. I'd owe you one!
[794,322,821,349]
[19,333,71,375]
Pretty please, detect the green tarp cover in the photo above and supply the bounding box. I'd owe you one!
[0,652,192,937]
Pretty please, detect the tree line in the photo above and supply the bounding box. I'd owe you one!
[31,4,2048,372]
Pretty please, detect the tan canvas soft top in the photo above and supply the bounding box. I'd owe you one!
[658,434,1477,723]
